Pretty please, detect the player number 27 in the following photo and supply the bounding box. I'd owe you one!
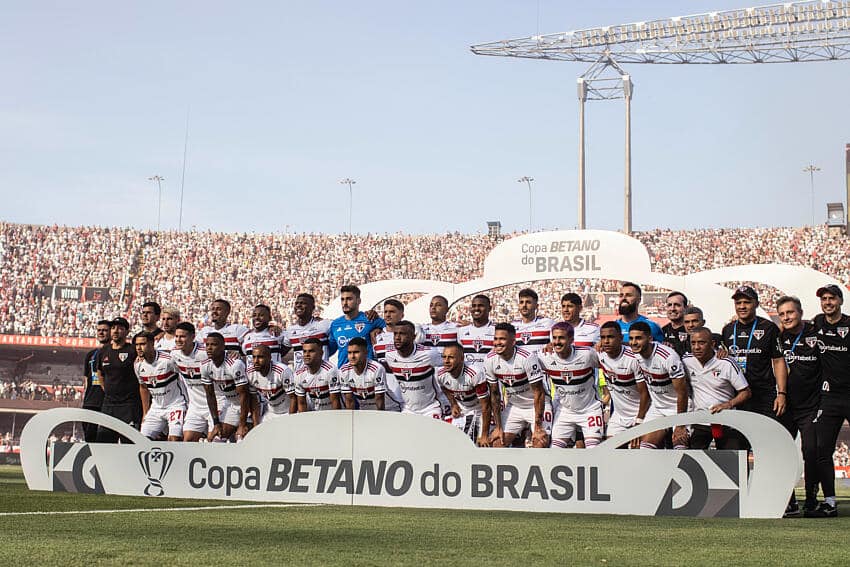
[169,409,184,422]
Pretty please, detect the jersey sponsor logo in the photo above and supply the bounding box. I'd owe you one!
[805,336,818,348]
[838,327,849,338]
[753,330,764,340]
[118,353,128,362]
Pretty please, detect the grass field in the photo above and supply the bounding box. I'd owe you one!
[0,464,846,565]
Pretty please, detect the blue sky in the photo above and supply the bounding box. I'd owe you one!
[1,1,848,234]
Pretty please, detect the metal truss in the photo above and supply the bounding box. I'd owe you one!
[471,0,850,64]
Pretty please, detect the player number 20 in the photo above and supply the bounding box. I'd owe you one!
[587,415,603,428]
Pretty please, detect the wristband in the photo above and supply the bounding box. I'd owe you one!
[212,416,221,425]
[634,417,644,424]
[777,392,787,396]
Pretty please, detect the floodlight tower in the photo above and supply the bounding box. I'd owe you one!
[472,0,850,231]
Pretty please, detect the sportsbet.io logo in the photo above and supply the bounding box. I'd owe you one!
[138,448,174,496]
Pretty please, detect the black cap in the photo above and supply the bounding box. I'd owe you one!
[731,285,758,302]
[110,317,130,330]
[816,284,844,300]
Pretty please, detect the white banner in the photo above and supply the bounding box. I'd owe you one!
[21,409,800,518]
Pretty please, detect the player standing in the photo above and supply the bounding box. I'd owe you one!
[598,321,649,444]
[540,322,604,448]
[661,292,689,356]
[421,296,459,355]
[295,338,342,411]
[197,299,249,357]
[437,342,490,445]
[385,321,445,419]
[629,321,689,449]
[242,304,286,366]
[134,332,187,441]
[373,299,405,369]
[247,345,296,421]
[811,284,850,517]
[201,333,251,441]
[560,293,600,347]
[284,293,333,370]
[81,320,110,442]
[512,288,555,353]
[616,282,664,343]
[140,302,164,338]
[328,285,385,368]
[483,323,551,448]
[155,307,180,351]
[171,322,212,442]
[457,294,495,372]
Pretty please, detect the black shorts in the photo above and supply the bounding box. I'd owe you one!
[96,400,142,443]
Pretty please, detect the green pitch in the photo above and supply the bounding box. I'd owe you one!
[0,464,845,565]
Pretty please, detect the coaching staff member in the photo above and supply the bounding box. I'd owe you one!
[95,317,142,443]
[81,320,111,442]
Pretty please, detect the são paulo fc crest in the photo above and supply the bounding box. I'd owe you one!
[354,323,366,333]
[428,334,440,346]
[753,330,764,340]
[838,327,849,338]
[520,332,532,344]
[805,336,818,348]
[118,353,128,362]
[472,338,484,351]
[678,332,688,343]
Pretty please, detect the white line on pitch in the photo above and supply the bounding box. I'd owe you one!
[0,503,322,517]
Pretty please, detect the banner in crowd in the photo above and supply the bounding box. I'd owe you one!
[0,335,97,349]
[21,408,800,518]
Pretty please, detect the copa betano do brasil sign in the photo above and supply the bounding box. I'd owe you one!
[22,409,800,518]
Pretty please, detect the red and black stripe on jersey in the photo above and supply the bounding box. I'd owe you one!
[515,330,551,348]
[387,364,435,383]
[544,366,594,386]
[288,333,330,352]
[138,370,180,389]
[461,337,494,355]
[424,331,459,348]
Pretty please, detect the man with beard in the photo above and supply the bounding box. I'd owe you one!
[197,299,249,357]
[373,299,405,369]
[96,317,142,443]
[155,307,180,351]
[616,282,663,343]
[458,294,495,372]
[329,285,385,368]
[776,295,821,517]
[421,296,459,355]
[661,292,689,356]
[242,304,286,366]
[384,321,444,418]
[139,302,164,338]
[81,320,111,441]
[512,288,556,353]
[283,293,334,371]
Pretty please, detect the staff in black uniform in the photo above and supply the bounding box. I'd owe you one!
[812,285,850,518]
[95,317,141,443]
[776,296,821,517]
[81,320,111,442]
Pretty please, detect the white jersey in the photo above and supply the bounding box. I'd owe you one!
[598,346,644,422]
[540,346,601,414]
[294,361,339,411]
[484,347,547,410]
[457,322,495,372]
[683,354,749,411]
[436,364,489,415]
[155,334,177,352]
[373,330,395,369]
[512,316,555,353]
[170,343,210,411]
[241,328,286,366]
[198,322,249,357]
[421,321,459,354]
[636,343,686,415]
[135,351,188,409]
[284,318,332,370]
[339,360,387,410]
[200,355,248,403]
[573,319,600,348]
[384,344,443,413]
[246,362,294,416]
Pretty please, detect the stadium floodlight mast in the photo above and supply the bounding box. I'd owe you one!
[339,178,356,234]
[147,175,164,232]
[517,176,534,231]
[471,0,850,231]
[804,164,822,226]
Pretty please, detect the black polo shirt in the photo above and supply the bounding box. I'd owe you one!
[811,313,850,398]
[780,322,821,413]
[97,343,139,404]
[721,316,783,397]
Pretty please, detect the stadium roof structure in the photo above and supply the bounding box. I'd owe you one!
[470,0,850,64]
[470,0,850,233]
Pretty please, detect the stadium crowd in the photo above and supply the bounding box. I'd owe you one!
[2,221,849,338]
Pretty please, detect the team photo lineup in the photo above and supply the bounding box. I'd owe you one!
[83,277,850,518]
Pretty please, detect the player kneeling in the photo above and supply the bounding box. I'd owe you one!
[483,323,551,448]
[247,345,296,422]
[437,342,490,446]
[540,322,604,448]
[134,332,187,441]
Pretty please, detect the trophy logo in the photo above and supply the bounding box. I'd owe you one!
[138,448,174,496]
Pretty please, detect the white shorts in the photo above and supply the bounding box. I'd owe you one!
[551,404,604,442]
[606,412,637,437]
[183,406,212,434]
[261,409,289,422]
[502,402,553,436]
[644,405,676,424]
[401,401,443,420]
[220,398,242,427]
[141,405,186,439]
